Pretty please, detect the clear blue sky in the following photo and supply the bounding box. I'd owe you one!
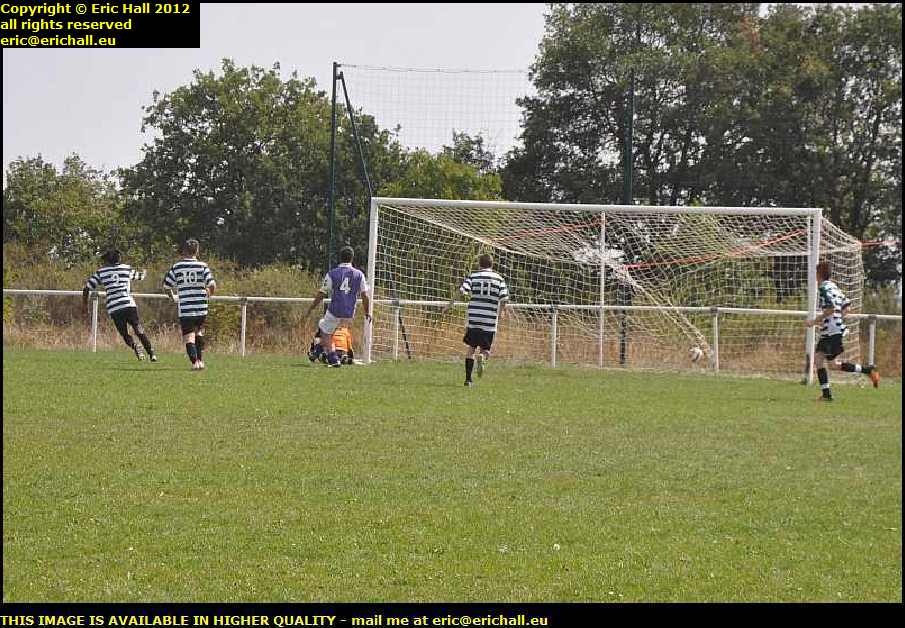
[2,3,547,174]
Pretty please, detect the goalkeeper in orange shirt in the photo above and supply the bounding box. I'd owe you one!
[308,326,355,365]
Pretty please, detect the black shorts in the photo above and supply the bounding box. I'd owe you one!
[463,327,495,351]
[816,334,844,360]
[110,307,142,336]
[179,316,207,335]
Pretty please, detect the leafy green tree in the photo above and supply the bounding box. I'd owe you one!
[703,3,901,283]
[120,59,406,269]
[503,3,760,205]
[441,132,497,175]
[2,154,124,264]
[379,149,502,200]
[505,3,901,285]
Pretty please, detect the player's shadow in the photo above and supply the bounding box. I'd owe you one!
[97,366,187,372]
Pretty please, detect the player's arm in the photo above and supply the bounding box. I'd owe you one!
[305,290,325,318]
[205,267,217,297]
[360,274,373,323]
[82,273,98,316]
[499,279,510,317]
[163,269,178,303]
[362,290,372,323]
[806,305,836,327]
[806,287,835,327]
[443,277,470,314]
[305,274,330,318]
[81,286,91,322]
[840,298,852,318]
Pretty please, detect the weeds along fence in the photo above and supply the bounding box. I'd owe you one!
[4,288,902,377]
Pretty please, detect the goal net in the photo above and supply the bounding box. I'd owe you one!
[365,198,864,378]
[339,65,532,158]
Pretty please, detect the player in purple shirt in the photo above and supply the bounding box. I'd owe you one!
[304,246,372,367]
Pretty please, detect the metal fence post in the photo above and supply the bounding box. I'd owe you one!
[393,305,400,361]
[90,292,99,353]
[551,306,558,368]
[598,215,606,368]
[240,298,248,357]
[711,306,720,372]
[868,315,877,366]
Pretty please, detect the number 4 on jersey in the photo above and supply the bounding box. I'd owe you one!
[339,276,351,294]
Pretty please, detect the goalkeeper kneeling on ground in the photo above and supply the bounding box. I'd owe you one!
[308,327,355,365]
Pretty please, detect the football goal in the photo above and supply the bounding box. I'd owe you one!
[362,197,864,382]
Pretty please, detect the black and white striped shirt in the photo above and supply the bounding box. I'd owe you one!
[85,264,145,315]
[163,259,215,318]
[818,279,850,338]
[460,269,509,332]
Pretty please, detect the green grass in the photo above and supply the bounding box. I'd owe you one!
[3,348,901,602]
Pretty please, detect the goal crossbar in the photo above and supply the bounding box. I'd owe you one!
[374,197,823,217]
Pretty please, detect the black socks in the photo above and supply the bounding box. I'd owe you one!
[817,367,832,399]
[840,362,874,375]
[465,357,475,382]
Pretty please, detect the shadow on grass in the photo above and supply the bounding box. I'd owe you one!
[96,365,189,372]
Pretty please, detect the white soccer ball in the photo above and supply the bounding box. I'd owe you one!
[689,346,703,363]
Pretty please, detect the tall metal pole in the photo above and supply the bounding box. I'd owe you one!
[623,9,638,207]
[623,81,634,206]
[619,11,639,367]
[339,73,373,197]
[327,61,339,271]
[805,211,822,385]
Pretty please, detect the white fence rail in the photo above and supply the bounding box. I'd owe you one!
[3,288,902,368]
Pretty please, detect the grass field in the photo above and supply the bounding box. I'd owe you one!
[2,348,901,602]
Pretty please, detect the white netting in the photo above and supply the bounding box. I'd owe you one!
[369,199,864,377]
[340,65,533,158]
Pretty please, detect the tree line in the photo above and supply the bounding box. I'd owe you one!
[2,3,900,286]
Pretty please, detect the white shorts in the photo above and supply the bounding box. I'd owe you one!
[318,310,354,336]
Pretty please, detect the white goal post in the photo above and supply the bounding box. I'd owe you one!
[364,197,866,382]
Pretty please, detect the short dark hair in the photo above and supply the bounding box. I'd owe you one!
[181,239,200,256]
[339,246,354,264]
[817,260,833,279]
[102,249,121,266]
[478,254,493,269]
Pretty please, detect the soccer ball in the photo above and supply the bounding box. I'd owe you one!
[689,346,703,363]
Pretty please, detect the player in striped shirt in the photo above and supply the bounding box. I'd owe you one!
[444,254,509,386]
[82,249,157,361]
[163,239,217,370]
[805,260,880,400]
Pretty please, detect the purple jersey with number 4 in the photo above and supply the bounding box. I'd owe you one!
[322,264,369,318]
